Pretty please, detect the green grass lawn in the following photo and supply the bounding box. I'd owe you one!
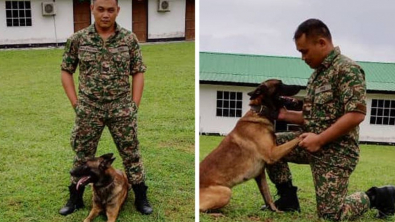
[0,42,195,222]
[199,135,395,222]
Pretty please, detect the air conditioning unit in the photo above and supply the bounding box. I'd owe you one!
[158,0,170,12]
[42,2,56,16]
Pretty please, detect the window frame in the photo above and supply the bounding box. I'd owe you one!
[216,91,243,118]
[370,99,395,126]
[5,1,32,27]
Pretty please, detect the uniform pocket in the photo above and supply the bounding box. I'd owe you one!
[111,46,131,76]
[78,47,98,73]
[113,51,130,62]
[315,91,333,104]
[314,91,336,120]
[79,52,96,62]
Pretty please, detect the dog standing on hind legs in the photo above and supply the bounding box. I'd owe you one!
[70,153,130,222]
[199,79,301,212]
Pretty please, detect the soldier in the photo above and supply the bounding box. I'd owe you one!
[264,19,395,220]
[59,0,153,216]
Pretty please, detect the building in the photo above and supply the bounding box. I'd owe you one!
[0,0,195,48]
[200,52,395,144]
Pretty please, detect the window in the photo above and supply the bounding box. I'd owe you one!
[370,99,395,125]
[216,91,243,117]
[5,1,32,27]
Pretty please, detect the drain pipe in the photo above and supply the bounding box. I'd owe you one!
[52,0,58,47]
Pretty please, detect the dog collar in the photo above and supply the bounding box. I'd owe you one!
[94,177,115,190]
[250,104,269,116]
[250,104,278,120]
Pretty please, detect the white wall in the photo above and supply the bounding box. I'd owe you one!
[147,0,185,39]
[116,0,132,31]
[200,84,395,143]
[0,0,74,45]
[200,84,249,135]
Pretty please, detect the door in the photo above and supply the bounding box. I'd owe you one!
[185,0,195,40]
[132,0,148,42]
[73,0,91,32]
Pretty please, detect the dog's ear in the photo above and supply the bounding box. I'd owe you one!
[100,153,114,160]
[279,83,301,96]
[248,84,268,100]
[100,157,116,170]
[247,85,259,97]
[99,153,115,170]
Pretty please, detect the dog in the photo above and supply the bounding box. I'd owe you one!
[199,79,301,212]
[70,153,130,222]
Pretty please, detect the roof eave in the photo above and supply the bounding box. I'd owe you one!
[200,81,395,95]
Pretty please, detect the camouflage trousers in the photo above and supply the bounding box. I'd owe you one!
[266,132,370,221]
[70,95,145,185]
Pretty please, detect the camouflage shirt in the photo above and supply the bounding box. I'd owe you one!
[61,23,146,102]
[303,47,367,151]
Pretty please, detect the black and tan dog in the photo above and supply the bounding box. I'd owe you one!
[200,79,301,212]
[71,153,130,222]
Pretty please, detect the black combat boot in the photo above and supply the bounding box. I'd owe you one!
[366,185,395,218]
[133,182,153,215]
[273,181,300,212]
[59,184,85,216]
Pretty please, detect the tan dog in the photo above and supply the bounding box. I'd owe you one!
[70,153,130,222]
[200,79,301,212]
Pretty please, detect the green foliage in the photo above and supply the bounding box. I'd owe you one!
[0,42,195,222]
[200,136,395,222]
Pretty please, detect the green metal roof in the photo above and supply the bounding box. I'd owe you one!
[200,52,395,93]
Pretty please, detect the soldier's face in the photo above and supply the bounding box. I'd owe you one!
[295,34,327,69]
[91,0,120,30]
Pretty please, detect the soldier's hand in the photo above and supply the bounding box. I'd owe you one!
[298,133,323,152]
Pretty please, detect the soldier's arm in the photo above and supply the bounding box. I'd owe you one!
[278,108,304,125]
[129,33,146,107]
[300,112,365,152]
[61,70,78,108]
[299,65,367,152]
[314,65,367,145]
[60,36,79,109]
[131,72,144,107]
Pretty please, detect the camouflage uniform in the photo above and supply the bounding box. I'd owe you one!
[61,23,146,185]
[267,47,370,220]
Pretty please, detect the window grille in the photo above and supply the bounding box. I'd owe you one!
[5,1,32,27]
[216,91,243,117]
[370,99,395,125]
